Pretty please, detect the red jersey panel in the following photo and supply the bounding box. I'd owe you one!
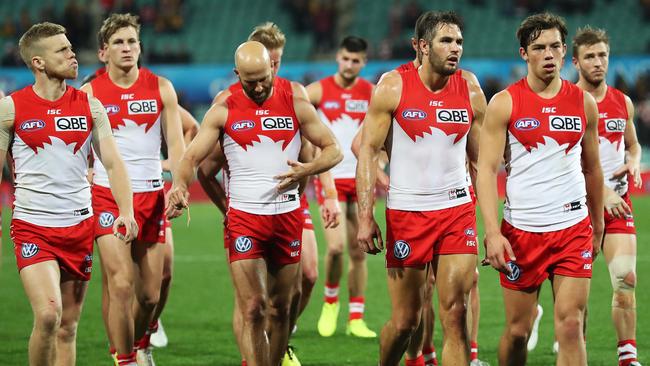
[395,61,416,73]
[90,68,164,192]
[223,88,301,214]
[11,86,94,226]
[316,76,372,179]
[389,69,473,210]
[597,86,629,195]
[228,76,293,95]
[504,78,587,231]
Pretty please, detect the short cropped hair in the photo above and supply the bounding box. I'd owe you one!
[516,12,568,49]
[417,11,464,44]
[18,22,66,68]
[97,13,140,48]
[248,22,286,50]
[572,26,609,57]
[339,36,368,53]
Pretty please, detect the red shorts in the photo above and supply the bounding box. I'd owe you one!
[315,178,357,204]
[300,195,314,230]
[226,207,303,265]
[92,185,166,244]
[604,193,636,235]
[500,216,593,291]
[386,202,478,268]
[11,218,95,281]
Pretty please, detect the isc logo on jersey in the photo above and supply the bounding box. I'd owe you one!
[605,118,626,133]
[127,99,158,115]
[261,116,294,131]
[549,115,582,132]
[55,116,88,131]
[436,109,469,124]
[345,100,368,113]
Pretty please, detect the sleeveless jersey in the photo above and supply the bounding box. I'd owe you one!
[91,68,164,192]
[504,78,588,231]
[316,76,372,179]
[396,61,416,73]
[228,76,293,95]
[597,86,629,195]
[389,69,473,211]
[11,86,94,226]
[223,88,301,215]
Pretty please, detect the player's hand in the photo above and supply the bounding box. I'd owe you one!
[357,215,383,255]
[604,189,631,218]
[612,162,642,189]
[166,186,189,219]
[274,160,307,192]
[376,170,390,191]
[320,197,341,229]
[591,221,605,259]
[113,214,138,242]
[483,232,516,275]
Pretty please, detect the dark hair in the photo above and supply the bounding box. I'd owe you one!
[416,11,464,44]
[572,26,609,57]
[516,12,567,49]
[339,36,368,53]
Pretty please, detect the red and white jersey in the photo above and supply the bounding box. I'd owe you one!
[91,68,164,192]
[389,69,473,211]
[597,86,628,195]
[11,86,93,226]
[316,76,372,179]
[504,78,588,232]
[223,88,301,215]
[395,61,416,73]
[228,76,292,95]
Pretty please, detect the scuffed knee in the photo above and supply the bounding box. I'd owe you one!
[34,303,62,335]
[242,295,267,325]
[609,255,636,307]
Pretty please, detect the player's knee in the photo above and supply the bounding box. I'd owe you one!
[109,278,134,302]
[609,255,636,295]
[34,304,62,334]
[302,267,318,289]
[57,321,78,343]
[137,289,160,312]
[268,297,292,322]
[327,244,344,257]
[242,295,267,324]
[439,301,467,329]
[555,314,582,340]
[348,247,366,262]
[393,312,421,339]
[506,322,531,345]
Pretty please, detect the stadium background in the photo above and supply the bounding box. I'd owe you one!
[0,0,650,365]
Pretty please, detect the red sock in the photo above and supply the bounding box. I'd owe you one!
[109,346,117,355]
[470,341,479,361]
[134,333,151,350]
[148,320,159,334]
[349,296,365,320]
[422,346,438,366]
[116,352,137,365]
[324,282,339,304]
[618,339,638,366]
[405,354,425,366]
[241,360,247,366]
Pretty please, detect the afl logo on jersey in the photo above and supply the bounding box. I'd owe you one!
[21,242,39,259]
[105,105,120,115]
[514,118,540,131]
[393,240,411,260]
[20,119,46,132]
[99,212,115,228]
[323,101,340,110]
[549,115,582,132]
[55,116,88,131]
[506,261,521,282]
[232,120,255,131]
[127,99,158,115]
[234,236,253,253]
[436,109,470,124]
[605,118,626,133]
[261,116,294,130]
[402,109,427,120]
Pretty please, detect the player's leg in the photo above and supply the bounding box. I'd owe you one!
[150,225,174,348]
[421,273,438,366]
[298,227,318,317]
[552,275,590,366]
[267,262,301,366]
[98,246,114,354]
[131,241,164,345]
[603,233,638,365]
[380,267,427,366]
[317,201,347,337]
[498,287,538,365]
[20,261,62,366]
[404,264,432,365]
[55,272,89,366]
[468,269,486,365]
[433,254,475,366]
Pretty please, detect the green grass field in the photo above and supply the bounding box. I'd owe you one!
[1,197,648,365]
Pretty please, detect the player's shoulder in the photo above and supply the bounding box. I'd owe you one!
[460,69,480,86]
[375,69,402,93]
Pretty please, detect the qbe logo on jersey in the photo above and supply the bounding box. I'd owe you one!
[436,109,469,124]
[605,118,626,133]
[549,115,582,132]
[393,240,411,260]
[234,236,253,253]
[55,116,88,131]
[127,99,158,115]
[261,116,294,131]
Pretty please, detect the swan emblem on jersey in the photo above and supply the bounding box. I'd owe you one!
[397,107,471,143]
[393,240,411,260]
[17,120,91,154]
[600,118,625,149]
[228,117,298,151]
[510,115,584,154]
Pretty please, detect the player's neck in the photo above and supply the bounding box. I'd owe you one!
[412,58,420,69]
[32,74,67,101]
[334,73,357,89]
[577,78,607,102]
[107,64,139,88]
[526,73,562,99]
[419,64,450,93]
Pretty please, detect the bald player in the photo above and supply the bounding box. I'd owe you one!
[168,42,342,366]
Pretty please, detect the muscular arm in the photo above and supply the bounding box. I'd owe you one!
[179,105,199,144]
[465,76,488,189]
[160,77,186,180]
[196,144,228,215]
[581,92,604,255]
[305,81,323,106]
[622,95,642,188]
[0,97,15,186]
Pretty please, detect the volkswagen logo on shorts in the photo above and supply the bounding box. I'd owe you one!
[21,242,39,258]
[289,240,300,248]
[99,212,115,228]
[234,236,253,253]
[393,240,411,260]
[506,261,521,282]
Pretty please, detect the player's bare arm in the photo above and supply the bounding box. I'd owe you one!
[180,105,200,143]
[305,80,323,106]
[465,75,487,188]
[89,96,139,242]
[581,91,605,256]
[356,71,400,254]
[615,95,642,187]
[159,77,186,179]
[0,97,15,187]
[196,145,228,215]
[476,91,516,274]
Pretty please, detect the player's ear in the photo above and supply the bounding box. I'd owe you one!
[519,47,528,62]
[418,38,428,57]
[233,68,239,76]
